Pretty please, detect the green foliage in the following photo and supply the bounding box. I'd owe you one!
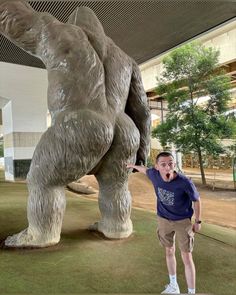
[146,156,153,168]
[153,42,235,183]
[226,114,236,156]
[0,140,3,157]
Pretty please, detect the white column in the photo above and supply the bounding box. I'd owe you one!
[0,62,48,181]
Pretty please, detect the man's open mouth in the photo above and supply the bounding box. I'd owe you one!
[166,173,170,179]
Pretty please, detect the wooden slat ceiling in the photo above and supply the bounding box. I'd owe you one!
[0,0,236,68]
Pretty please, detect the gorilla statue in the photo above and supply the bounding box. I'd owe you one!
[0,0,151,247]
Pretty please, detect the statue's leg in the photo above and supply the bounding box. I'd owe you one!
[5,111,113,247]
[90,115,140,239]
[4,131,67,248]
[4,185,67,248]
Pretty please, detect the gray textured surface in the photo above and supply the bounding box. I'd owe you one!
[0,0,151,247]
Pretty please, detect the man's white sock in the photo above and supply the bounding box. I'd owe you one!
[169,274,177,286]
[188,288,195,294]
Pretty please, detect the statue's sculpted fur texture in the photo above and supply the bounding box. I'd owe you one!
[0,0,151,247]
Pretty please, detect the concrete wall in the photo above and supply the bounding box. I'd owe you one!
[0,62,48,180]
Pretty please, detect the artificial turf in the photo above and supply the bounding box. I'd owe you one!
[0,171,236,295]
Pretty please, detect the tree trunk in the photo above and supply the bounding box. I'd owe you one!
[197,147,206,185]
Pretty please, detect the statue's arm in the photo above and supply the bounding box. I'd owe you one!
[125,62,151,165]
[0,0,46,55]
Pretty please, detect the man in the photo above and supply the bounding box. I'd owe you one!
[127,151,201,294]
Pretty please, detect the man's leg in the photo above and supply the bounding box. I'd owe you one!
[181,251,196,293]
[165,246,177,277]
[176,218,196,294]
[157,217,180,294]
[160,246,180,294]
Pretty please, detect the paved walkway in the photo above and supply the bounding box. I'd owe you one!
[183,168,235,190]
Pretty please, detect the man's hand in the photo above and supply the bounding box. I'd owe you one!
[126,163,136,169]
[126,163,147,174]
[193,199,201,233]
[192,222,201,233]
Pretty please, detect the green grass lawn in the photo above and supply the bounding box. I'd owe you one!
[0,171,236,294]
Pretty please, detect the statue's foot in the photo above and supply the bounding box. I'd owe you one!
[88,219,133,239]
[4,228,59,248]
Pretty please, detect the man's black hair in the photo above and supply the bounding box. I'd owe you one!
[156,151,174,162]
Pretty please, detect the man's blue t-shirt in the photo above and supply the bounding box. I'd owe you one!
[146,168,199,220]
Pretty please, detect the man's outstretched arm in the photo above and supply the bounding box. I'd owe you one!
[126,163,147,174]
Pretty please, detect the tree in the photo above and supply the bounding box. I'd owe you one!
[226,112,236,159]
[0,138,3,158]
[152,42,235,185]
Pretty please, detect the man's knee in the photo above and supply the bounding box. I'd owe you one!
[166,246,175,257]
[181,251,193,265]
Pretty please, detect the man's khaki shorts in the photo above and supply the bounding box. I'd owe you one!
[157,215,194,252]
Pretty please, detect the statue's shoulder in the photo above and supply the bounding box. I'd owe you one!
[34,12,59,29]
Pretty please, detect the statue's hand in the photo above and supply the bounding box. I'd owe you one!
[135,150,147,167]
[0,0,7,6]
[0,0,21,7]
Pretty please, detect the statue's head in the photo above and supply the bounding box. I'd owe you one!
[68,6,105,36]
[68,6,107,60]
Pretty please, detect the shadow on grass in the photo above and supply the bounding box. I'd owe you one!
[0,172,236,295]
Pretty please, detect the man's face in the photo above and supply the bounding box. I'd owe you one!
[155,155,176,182]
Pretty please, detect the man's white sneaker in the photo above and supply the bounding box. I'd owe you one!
[161,283,180,294]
